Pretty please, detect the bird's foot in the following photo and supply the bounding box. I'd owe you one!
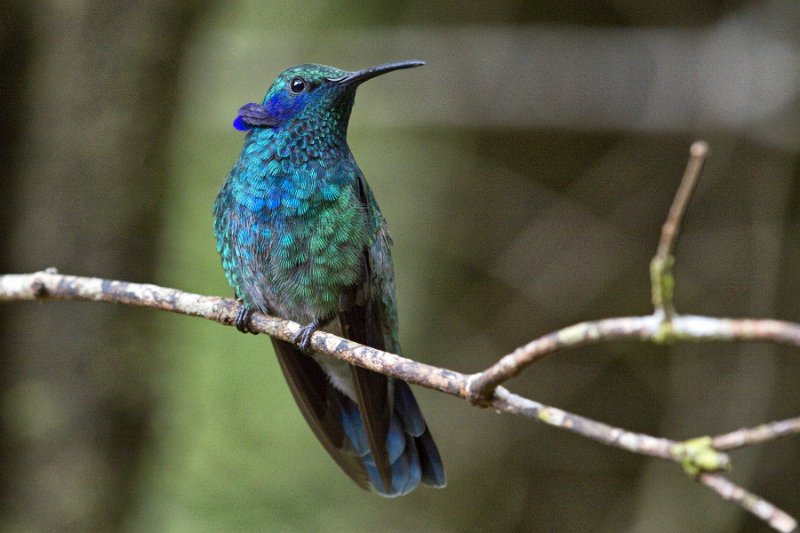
[294,315,332,353]
[234,302,257,334]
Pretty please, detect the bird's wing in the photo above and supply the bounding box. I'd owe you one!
[355,172,400,353]
[331,172,399,491]
[353,172,448,491]
[271,337,370,489]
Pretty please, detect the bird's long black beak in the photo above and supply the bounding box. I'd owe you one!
[328,60,425,86]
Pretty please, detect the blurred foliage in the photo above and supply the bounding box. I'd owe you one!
[2,1,800,532]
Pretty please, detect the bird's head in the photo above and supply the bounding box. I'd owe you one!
[233,61,425,132]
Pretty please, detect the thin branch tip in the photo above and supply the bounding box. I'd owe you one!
[650,141,711,317]
[690,140,709,158]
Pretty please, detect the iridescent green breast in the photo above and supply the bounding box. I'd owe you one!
[213,128,370,323]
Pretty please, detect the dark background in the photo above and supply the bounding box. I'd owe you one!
[1,1,799,531]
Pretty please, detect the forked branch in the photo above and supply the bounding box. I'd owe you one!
[1,142,798,531]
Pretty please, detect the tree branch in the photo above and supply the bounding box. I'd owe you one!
[0,271,737,472]
[651,140,708,319]
[712,417,800,451]
[1,268,797,530]
[698,474,797,533]
[466,315,800,403]
[2,143,798,531]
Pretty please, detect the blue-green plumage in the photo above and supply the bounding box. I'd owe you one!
[213,61,445,496]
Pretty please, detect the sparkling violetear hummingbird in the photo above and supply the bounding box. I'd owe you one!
[212,60,446,496]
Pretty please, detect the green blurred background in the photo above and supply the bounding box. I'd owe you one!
[1,1,799,531]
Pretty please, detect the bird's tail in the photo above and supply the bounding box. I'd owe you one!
[271,338,445,496]
[340,378,446,496]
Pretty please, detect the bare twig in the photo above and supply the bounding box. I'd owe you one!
[466,317,656,402]
[469,143,715,401]
[0,269,729,466]
[0,270,796,530]
[656,140,709,261]
[492,388,699,462]
[5,270,800,404]
[651,140,709,319]
[713,417,800,451]
[0,269,467,396]
[2,143,798,531]
[466,314,800,403]
[699,474,797,533]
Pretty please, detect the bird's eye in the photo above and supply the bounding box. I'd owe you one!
[288,77,306,94]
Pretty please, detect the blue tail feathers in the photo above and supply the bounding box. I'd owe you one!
[340,380,446,497]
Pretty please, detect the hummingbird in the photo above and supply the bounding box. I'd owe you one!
[212,61,445,496]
